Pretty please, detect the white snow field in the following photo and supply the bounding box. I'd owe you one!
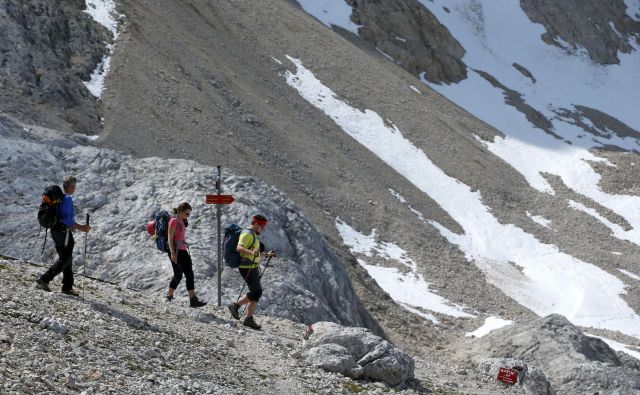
[284,55,640,340]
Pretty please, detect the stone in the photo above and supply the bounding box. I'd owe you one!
[302,321,414,385]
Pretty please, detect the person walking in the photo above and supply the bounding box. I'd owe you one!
[166,202,207,308]
[36,176,91,295]
[227,214,275,330]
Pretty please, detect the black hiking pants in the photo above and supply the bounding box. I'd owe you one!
[168,250,195,291]
[239,266,262,302]
[41,229,74,290]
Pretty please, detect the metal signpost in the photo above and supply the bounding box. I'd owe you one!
[205,165,235,307]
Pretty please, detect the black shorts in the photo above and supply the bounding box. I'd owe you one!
[239,267,262,302]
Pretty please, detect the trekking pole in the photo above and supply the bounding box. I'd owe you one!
[82,214,90,300]
[258,255,273,280]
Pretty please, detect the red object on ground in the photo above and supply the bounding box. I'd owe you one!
[497,367,518,384]
[205,194,235,204]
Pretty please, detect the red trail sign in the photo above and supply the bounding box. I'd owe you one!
[205,194,234,204]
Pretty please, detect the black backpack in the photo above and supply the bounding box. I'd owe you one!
[38,185,63,228]
[223,224,254,268]
[153,210,172,253]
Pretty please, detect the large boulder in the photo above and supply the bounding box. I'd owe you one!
[479,358,555,395]
[457,314,640,394]
[301,321,414,386]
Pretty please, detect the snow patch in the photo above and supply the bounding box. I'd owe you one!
[526,211,552,229]
[465,316,513,338]
[296,0,361,34]
[335,218,473,322]
[618,269,640,281]
[83,0,121,98]
[624,0,640,22]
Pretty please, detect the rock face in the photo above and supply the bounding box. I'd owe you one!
[456,314,640,394]
[520,0,640,64]
[301,321,415,385]
[0,115,381,333]
[346,0,467,84]
[0,0,110,132]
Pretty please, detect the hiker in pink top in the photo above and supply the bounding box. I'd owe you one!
[166,202,207,308]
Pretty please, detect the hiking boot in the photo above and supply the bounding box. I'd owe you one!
[61,288,80,297]
[243,316,261,330]
[166,294,174,303]
[189,296,207,308]
[228,302,240,320]
[35,278,51,292]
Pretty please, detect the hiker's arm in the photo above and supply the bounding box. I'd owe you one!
[168,222,177,261]
[237,244,259,257]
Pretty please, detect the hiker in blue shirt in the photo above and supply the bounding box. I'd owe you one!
[36,176,91,295]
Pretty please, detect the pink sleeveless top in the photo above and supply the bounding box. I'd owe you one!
[168,217,188,250]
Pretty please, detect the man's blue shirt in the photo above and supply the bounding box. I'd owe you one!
[58,194,75,228]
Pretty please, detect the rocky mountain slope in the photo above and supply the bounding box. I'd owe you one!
[2,0,640,393]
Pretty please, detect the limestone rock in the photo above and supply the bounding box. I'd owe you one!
[302,321,414,385]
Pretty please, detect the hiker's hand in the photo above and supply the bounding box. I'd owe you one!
[266,250,276,257]
[79,224,91,233]
[170,252,177,263]
[252,249,260,257]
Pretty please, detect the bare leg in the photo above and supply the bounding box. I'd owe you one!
[247,301,257,318]
[237,295,251,305]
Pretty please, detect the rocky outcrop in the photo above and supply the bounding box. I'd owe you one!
[0,115,381,332]
[346,0,467,84]
[474,69,555,136]
[301,321,415,385]
[457,314,640,394]
[479,358,555,395]
[0,0,111,132]
[555,105,640,144]
[520,0,640,64]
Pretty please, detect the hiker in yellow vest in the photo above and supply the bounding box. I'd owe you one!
[228,214,275,330]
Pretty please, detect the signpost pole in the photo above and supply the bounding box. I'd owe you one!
[216,165,222,307]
